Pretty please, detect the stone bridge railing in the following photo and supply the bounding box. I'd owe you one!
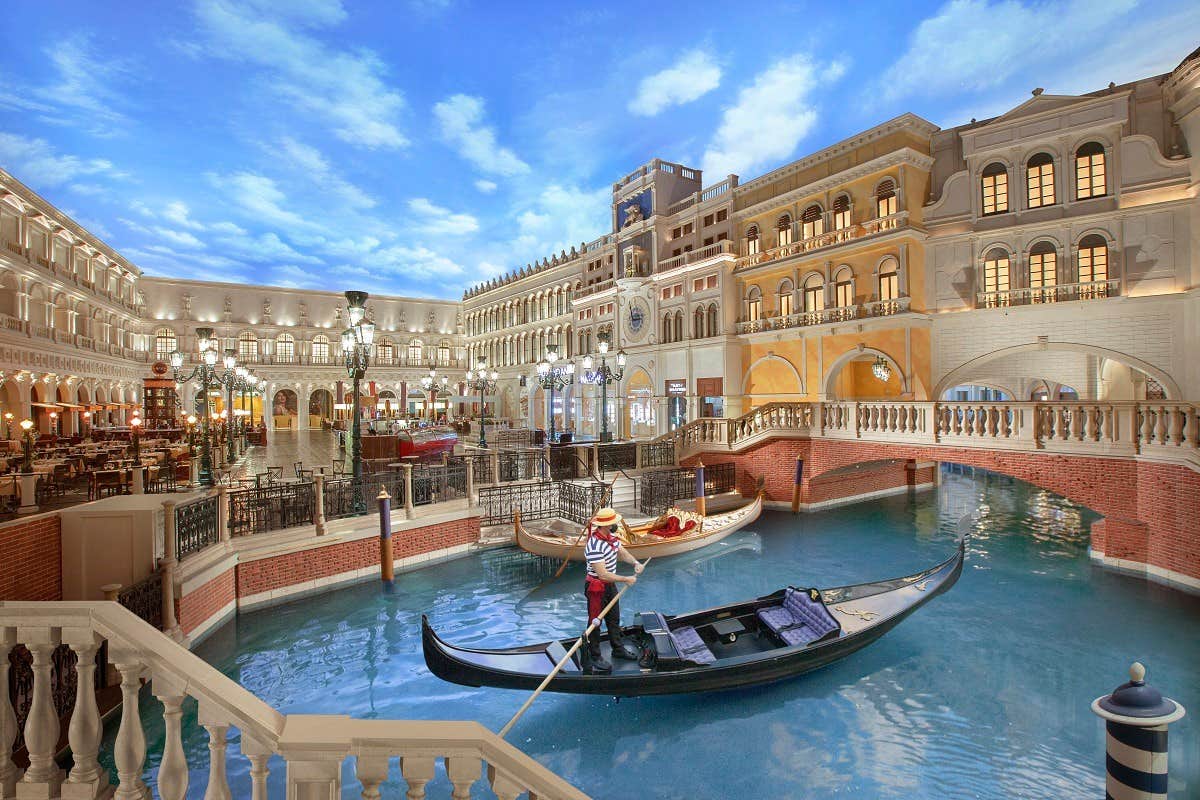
[656,400,1200,468]
[0,602,589,800]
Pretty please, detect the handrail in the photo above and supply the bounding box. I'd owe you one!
[0,601,590,799]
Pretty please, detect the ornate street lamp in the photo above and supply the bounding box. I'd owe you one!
[465,357,498,448]
[129,415,142,460]
[580,333,626,442]
[535,344,575,443]
[3,412,12,440]
[420,366,449,423]
[341,290,374,514]
[186,414,197,452]
[871,355,892,383]
[49,411,59,437]
[169,326,222,487]
[18,418,35,473]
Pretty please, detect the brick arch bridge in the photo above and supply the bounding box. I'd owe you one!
[686,436,1197,591]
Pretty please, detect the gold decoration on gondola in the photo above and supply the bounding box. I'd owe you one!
[834,605,879,622]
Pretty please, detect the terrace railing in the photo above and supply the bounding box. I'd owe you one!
[0,602,590,799]
[175,493,220,559]
[477,479,611,526]
[596,442,636,473]
[639,463,736,516]
[227,481,316,536]
[116,570,164,630]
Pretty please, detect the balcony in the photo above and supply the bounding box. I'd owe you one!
[976,279,1119,309]
[864,297,912,317]
[656,240,736,274]
[574,278,616,301]
[736,305,859,334]
[735,211,910,273]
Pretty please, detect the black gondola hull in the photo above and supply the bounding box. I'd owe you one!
[422,540,965,697]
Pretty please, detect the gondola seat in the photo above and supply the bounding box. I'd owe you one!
[757,587,840,647]
[638,611,716,666]
[669,626,716,665]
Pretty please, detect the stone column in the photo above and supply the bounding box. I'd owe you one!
[402,464,414,520]
[160,499,180,640]
[313,474,326,535]
[216,486,230,543]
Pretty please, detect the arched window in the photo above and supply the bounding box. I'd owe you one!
[1077,234,1109,296]
[833,267,854,309]
[746,286,763,322]
[694,307,705,339]
[438,339,451,365]
[803,274,825,314]
[674,310,684,342]
[275,333,295,362]
[981,162,1009,215]
[377,337,394,363]
[661,313,674,343]
[832,194,851,231]
[1075,142,1106,200]
[407,338,423,364]
[801,204,824,240]
[1029,242,1058,302]
[237,331,259,361]
[154,327,177,361]
[706,303,719,337]
[312,334,330,363]
[1026,153,1055,208]
[778,279,794,316]
[878,260,899,301]
[875,179,897,218]
[982,248,1011,307]
[777,214,793,247]
[745,225,760,256]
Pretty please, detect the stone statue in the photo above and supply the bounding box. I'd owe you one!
[623,202,643,227]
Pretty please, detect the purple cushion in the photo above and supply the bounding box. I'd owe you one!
[779,625,818,647]
[669,625,715,665]
[756,606,794,635]
[783,588,839,639]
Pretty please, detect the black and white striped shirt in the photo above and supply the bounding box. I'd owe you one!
[584,533,620,578]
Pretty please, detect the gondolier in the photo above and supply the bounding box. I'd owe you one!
[583,507,644,673]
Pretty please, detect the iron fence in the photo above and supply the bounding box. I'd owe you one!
[639,440,676,468]
[117,570,163,630]
[558,480,612,524]
[412,462,468,505]
[494,428,536,449]
[498,448,546,482]
[324,471,406,522]
[228,481,316,536]
[639,462,736,515]
[175,494,220,558]
[548,445,584,480]
[452,452,494,483]
[597,442,637,472]
[479,480,559,525]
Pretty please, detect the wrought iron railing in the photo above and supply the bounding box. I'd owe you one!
[597,442,636,473]
[558,481,612,524]
[175,494,220,558]
[477,479,611,526]
[548,445,584,480]
[639,440,676,468]
[638,462,736,515]
[452,452,494,483]
[494,428,536,449]
[7,643,106,754]
[411,463,468,505]
[228,481,316,536]
[498,448,546,482]
[324,471,406,522]
[116,571,163,630]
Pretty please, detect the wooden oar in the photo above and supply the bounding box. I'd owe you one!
[499,557,652,739]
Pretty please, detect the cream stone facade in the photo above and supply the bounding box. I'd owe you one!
[1,54,1198,439]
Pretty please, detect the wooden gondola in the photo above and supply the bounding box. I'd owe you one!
[515,492,764,562]
[423,539,965,696]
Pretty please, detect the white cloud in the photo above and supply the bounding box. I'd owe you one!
[881,0,1136,102]
[209,171,314,231]
[161,201,205,230]
[510,183,610,262]
[433,94,529,177]
[701,55,843,179]
[194,0,408,148]
[475,179,498,194]
[276,137,376,209]
[406,198,479,236]
[0,132,119,187]
[629,49,722,116]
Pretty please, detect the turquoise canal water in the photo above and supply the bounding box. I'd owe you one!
[116,468,1200,798]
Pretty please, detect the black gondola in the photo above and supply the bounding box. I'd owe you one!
[422,538,965,696]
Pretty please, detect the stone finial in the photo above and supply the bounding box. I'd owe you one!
[1130,661,1146,683]
[1032,87,1044,96]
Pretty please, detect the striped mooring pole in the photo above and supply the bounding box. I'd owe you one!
[1091,662,1185,799]
[378,486,394,591]
[694,459,706,517]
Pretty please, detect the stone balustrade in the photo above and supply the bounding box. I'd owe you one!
[0,602,589,800]
[659,400,1200,468]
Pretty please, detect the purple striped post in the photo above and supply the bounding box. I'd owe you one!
[378,486,394,588]
[694,459,706,517]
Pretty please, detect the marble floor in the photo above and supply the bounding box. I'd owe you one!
[225,429,346,481]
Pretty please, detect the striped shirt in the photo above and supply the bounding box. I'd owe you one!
[584,531,620,578]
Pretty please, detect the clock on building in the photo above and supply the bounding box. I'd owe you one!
[625,298,649,342]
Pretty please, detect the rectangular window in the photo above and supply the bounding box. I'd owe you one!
[716,232,728,242]
[683,222,693,235]
[748,298,762,321]
[672,248,682,257]
[674,284,683,297]
[1029,250,1057,303]
[662,288,672,301]
[716,209,728,222]
[835,281,854,308]
[876,194,897,218]
[983,257,1010,293]
[982,172,1009,215]
[693,277,704,292]
[779,293,793,316]
[671,226,682,239]
[1078,246,1107,283]
[801,216,824,240]
[707,275,717,289]
[1027,162,1056,207]
[703,214,714,227]
[804,286,824,313]
[1076,152,1106,199]
[703,236,714,246]
[833,207,851,230]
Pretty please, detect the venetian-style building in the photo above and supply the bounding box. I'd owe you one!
[2,51,1198,438]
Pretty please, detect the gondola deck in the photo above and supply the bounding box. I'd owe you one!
[423,538,966,696]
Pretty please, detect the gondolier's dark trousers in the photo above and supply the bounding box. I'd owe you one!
[584,575,621,650]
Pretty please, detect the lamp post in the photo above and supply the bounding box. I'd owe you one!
[169,326,222,487]
[465,357,498,449]
[82,410,91,438]
[186,414,197,452]
[341,290,374,514]
[535,344,575,443]
[49,411,59,437]
[19,418,35,473]
[420,367,449,424]
[4,411,13,440]
[581,332,626,442]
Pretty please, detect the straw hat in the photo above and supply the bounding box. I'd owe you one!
[591,507,622,527]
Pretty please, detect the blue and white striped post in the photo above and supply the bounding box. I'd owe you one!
[1092,662,1185,799]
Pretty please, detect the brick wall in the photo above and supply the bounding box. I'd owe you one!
[177,568,236,636]
[236,517,480,598]
[0,514,62,601]
[688,436,1199,583]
